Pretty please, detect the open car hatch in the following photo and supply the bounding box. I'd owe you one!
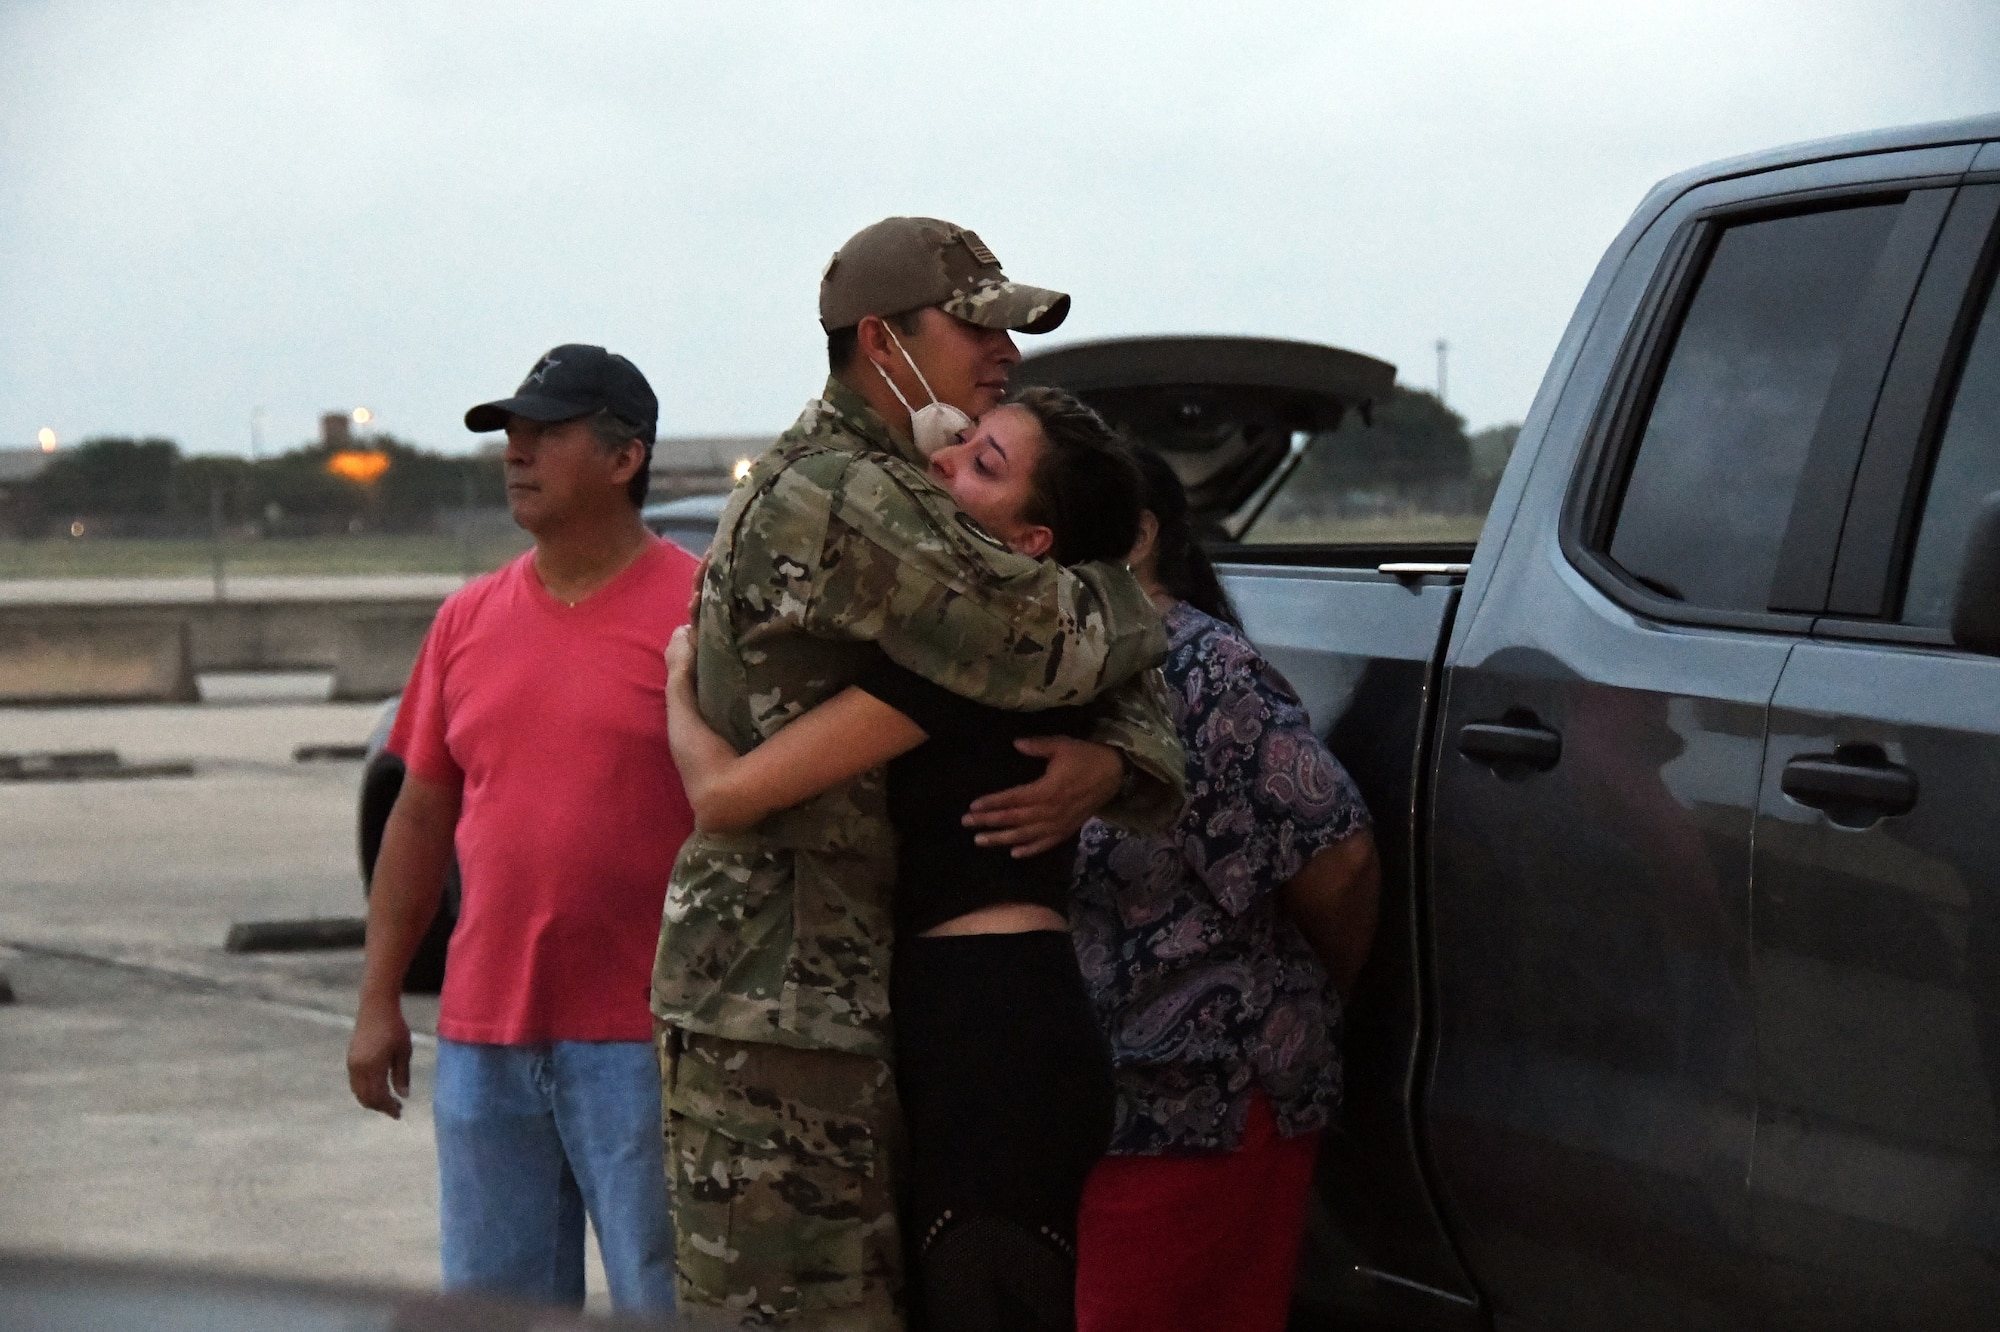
[1015,336,1397,539]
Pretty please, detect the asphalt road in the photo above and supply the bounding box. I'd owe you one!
[0,695,614,1309]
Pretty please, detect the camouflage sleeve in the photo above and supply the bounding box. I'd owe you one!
[1085,666,1187,832]
[805,452,1166,710]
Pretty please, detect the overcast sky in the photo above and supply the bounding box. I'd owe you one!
[4,1,1997,457]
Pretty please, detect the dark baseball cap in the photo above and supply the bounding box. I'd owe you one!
[464,344,658,440]
[819,217,1070,336]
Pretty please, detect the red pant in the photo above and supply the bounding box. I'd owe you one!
[1075,1091,1320,1332]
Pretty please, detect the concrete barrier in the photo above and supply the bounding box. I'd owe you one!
[0,612,197,703]
[329,610,437,700]
[0,593,445,704]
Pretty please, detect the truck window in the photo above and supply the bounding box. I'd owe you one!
[1606,202,1904,611]
[1902,259,2000,626]
[1239,388,1504,547]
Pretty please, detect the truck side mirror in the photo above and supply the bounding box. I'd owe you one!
[1951,492,2000,654]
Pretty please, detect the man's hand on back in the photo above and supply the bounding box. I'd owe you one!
[962,736,1124,857]
[687,556,707,628]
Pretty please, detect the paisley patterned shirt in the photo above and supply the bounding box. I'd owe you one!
[1072,600,1370,1154]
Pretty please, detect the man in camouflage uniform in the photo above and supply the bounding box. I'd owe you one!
[651,217,1184,1329]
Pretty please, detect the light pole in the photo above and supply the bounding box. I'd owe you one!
[1436,339,1450,407]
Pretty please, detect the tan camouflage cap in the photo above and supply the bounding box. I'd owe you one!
[819,216,1070,335]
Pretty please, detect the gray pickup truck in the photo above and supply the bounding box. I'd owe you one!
[359,112,2000,1330]
[1174,114,2000,1332]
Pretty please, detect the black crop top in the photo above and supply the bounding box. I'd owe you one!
[854,657,1099,939]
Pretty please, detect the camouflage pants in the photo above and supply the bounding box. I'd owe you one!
[657,1025,905,1330]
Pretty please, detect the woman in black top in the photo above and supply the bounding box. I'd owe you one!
[665,388,1148,1332]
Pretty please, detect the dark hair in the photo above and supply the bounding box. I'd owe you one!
[826,307,928,375]
[1006,386,1142,567]
[588,409,653,507]
[1129,443,1242,629]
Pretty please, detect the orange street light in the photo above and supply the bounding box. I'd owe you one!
[37,427,57,452]
[327,449,390,483]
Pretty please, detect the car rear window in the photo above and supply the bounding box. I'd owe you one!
[1239,392,1504,547]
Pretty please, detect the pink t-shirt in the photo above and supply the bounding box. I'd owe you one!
[389,538,699,1045]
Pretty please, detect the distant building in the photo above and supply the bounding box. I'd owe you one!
[649,433,771,499]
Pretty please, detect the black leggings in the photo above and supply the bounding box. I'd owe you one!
[891,930,1116,1332]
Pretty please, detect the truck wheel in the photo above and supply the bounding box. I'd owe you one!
[358,753,461,994]
[398,861,459,995]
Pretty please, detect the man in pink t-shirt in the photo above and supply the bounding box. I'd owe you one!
[346,344,696,1316]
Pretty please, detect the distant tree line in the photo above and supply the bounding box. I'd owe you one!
[2,436,506,539]
[1260,385,1519,522]
[4,394,1522,541]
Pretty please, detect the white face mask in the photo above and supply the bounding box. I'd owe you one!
[873,325,973,457]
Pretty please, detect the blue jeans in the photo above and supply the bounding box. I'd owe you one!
[433,1038,675,1314]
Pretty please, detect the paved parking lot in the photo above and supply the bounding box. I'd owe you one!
[0,696,612,1306]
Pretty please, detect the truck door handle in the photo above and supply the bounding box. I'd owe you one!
[1780,751,1918,820]
[1458,720,1562,771]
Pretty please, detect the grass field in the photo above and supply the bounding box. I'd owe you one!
[0,531,535,579]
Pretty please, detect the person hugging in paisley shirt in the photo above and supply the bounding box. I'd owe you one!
[1070,446,1381,1332]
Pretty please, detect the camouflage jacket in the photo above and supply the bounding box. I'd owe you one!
[651,376,1184,1059]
